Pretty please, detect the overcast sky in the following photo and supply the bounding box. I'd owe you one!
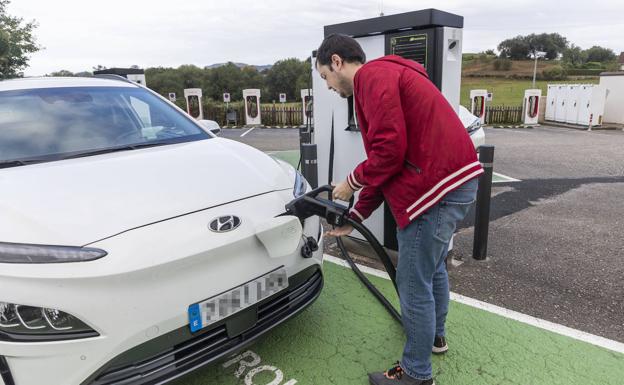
[9,0,624,76]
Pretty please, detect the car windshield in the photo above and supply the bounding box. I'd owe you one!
[0,85,210,166]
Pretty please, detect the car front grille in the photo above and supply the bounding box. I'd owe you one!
[87,266,323,385]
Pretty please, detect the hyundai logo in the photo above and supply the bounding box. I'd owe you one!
[209,216,241,233]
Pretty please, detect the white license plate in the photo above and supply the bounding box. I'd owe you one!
[188,267,288,332]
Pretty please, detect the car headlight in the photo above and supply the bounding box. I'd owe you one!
[0,301,98,341]
[0,242,107,263]
[293,171,308,198]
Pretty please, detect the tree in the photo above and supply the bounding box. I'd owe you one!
[295,57,312,95]
[584,46,616,63]
[0,0,40,79]
[203,62,244,100]
[265,58,308,101]
[562,44,587,67]
[525,33,567,60]
[498,33,568,60]
[497,35,531,59]
[48,69,76,77]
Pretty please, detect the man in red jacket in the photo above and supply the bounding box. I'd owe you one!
[317,34,483,385]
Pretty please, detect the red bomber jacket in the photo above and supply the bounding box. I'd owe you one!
[346,55,483,229]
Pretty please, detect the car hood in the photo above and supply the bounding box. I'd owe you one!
[0,138,294,246]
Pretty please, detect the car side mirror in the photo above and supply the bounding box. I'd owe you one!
[198,120,221,136]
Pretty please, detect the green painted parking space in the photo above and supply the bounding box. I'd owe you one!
[175,260,624,385]
[268,150,300,169]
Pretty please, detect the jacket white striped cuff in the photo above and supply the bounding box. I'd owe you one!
[350,208,365,222]
[348,171,364,191]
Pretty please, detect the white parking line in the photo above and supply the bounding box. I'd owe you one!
[241,127,257,137]
[323,254,624,354]
[493,172,521,183]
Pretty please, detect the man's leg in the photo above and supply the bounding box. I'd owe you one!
[432,178,479,345]
[433,243,450,339]
[395,178,478,380]
[395,204,444,381]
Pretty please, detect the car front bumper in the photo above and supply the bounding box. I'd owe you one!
[0,190,323,385]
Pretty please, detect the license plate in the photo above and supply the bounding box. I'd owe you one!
[188,267,288,332]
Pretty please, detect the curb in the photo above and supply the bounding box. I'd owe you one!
[485,124,538,129]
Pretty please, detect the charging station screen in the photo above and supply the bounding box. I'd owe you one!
[389,34,428,69]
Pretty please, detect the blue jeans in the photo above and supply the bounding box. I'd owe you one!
[396,178,478,380]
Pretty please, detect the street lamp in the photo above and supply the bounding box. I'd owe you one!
[532,51,547,88]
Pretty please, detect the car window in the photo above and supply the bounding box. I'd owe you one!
[0,86,210,164]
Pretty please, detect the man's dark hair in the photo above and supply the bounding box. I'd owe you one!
[316,34,366,70]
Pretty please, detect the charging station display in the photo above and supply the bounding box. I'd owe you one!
[389,33,428,68]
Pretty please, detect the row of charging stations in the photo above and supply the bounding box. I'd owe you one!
[181,88,313,126]
[470,89,541,125]
[545,84,606,127]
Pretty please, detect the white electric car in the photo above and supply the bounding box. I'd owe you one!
[458,105,485,149]
[0,77,323,385]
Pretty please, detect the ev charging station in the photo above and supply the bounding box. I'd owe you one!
[470,89,488,124]
[546,84,606,127]
[554,85,568,122]
[243,89,262,126]
[577,85,606,127]
[522,89,541,125]
[545,85,557,121]
[565,85,580,124]
[183,88,203,120]
[312,9,464,252]
[301,89,313,125]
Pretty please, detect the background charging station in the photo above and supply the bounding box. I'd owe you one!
[243,89,262,126]
[311,9,464,252]
[470,89,488,124]
[183,88,203,120]
[522,89,541,125]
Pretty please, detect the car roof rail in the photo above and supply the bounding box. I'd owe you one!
[93,74,138,86]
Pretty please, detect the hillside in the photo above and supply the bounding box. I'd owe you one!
[204,62,272,72]
[462,56,561,78]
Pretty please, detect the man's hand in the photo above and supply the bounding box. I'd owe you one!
[332,180,355,202]
[325,224,353,237]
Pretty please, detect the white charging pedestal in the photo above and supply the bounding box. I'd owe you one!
[183,88,203,120]
[243,89,261,126]
[523,89,541,125]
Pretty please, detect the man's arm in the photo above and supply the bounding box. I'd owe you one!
[349,185,384,224]
[326,185,383,237]
[347,68,407,192]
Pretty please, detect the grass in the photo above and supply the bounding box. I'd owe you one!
[459,77,599,107]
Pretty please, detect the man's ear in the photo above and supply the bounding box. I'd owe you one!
[331,54,342,71]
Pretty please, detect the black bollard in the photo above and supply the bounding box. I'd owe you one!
[301,144,318,189]
[473,145,495,260]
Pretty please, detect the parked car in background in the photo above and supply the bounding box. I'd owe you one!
[458,105,485,149]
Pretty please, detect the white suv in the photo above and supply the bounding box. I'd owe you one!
[0,76,323,385]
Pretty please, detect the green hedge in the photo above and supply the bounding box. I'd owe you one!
[566,69,605,76]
